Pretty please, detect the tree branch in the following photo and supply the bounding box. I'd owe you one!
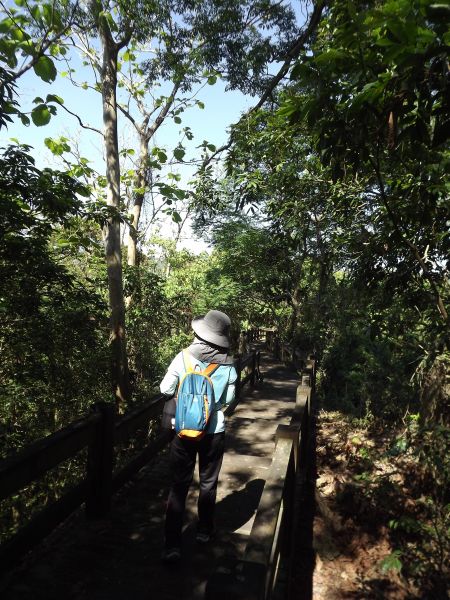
[58,101,103,136]
[251,1,327,112]
[146,80,182,142]
[200,2,328,171]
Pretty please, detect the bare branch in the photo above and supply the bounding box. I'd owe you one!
[146,80,182,142]
[58,101,103,136]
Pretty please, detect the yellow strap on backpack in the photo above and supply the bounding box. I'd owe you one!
[181,350,218,378]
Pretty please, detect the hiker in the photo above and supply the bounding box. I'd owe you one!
[160,310,237,563]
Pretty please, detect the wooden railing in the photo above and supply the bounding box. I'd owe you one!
[0,350,261,573]
[205,354,316,600]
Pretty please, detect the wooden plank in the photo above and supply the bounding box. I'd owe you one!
[111,431,172,492]
[234,357,242,399]
[205,559,266,600]
[114,395,165,444]
[245,437,293,566]
[276,424,300,470]
[240,353,254,369]
[292,385,310,425]
[86,403,115,519]
[0,480,88,574]
[241,372,252,387]
[0,413,100,502]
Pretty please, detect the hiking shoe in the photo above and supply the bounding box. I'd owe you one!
[161,547,181,563]
[196,529,216,543]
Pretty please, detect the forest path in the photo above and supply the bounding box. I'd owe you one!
[1,351,299,600]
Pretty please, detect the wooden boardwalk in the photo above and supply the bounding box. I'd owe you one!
[1,352,299,600]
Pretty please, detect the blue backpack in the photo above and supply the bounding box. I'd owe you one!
[175,350,219,439]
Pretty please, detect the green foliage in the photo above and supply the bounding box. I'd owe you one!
[286,0,449,324]
[385,421,450,595]
[124,264,171,389]
[0,145,109,454]
[139,0,298,96]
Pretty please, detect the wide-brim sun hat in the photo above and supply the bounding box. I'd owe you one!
[191,310,231,348]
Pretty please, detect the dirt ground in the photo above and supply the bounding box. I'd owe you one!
[310,410,435,600]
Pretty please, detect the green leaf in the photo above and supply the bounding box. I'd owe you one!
[207,75,217,85]
[290,61,312,80]
[44,136,70,155]
[174,116,182,124]
[379,551,402,574]
[122,49,135,61]
[172,211,182,223]
[314,49,348,66]
[31,104,51,126]
[173,147,185,161]
[18,39,35,56]
[46,94,64,105]
[20,113,30,126]
[33,55,57,83]
[167,173,181,181]
[42,3,55,26]
[375,37,395,47]
[0,38,18,67]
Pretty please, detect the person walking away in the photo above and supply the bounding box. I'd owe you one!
[160,310,237,563]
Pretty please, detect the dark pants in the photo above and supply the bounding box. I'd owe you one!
[164,432,225,549]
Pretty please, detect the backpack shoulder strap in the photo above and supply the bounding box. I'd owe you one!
[182,349,194,373]
[203,363,219,377]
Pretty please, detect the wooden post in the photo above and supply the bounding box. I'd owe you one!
[235,357,242,400]
[250,351,256,386]
[276,424,300,470]
[275,425,299,597]
[306,358,316,395]
[256,351,261,382]
[86,402,115,519]
[205,559,266,600]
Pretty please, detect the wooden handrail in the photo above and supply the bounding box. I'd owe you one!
[0,349,260,571]
[114,395,165,444]
[0,412,101,502]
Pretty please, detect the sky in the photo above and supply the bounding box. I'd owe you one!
[1,45,256,252]
[1,0,311,252]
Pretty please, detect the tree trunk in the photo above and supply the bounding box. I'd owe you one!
[127,134,147,267]
[420,353,450,426]
[287,284,302,343]
[126,81,180,267]
[97,7,131,409]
